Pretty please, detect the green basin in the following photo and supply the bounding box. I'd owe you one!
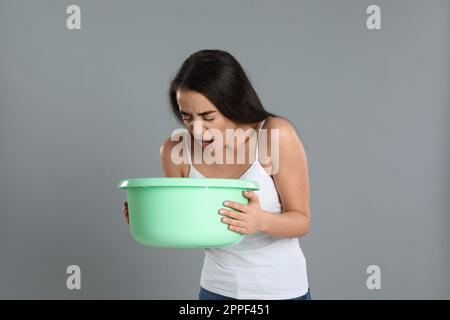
[117,177,259,248]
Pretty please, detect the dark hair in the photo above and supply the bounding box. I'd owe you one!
[168,49,278,124]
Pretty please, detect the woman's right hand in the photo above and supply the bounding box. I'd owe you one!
[123,201,129,224]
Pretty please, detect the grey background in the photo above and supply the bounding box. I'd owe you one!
[0,0,449,299]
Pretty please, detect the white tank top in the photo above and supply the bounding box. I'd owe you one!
[183,117,309,299]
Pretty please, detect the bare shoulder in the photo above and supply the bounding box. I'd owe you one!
[264,116,299,138]
[261,116,307,174]
[159,133,187,177]
[261,116,303,150]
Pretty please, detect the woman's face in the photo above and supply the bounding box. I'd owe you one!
[176,88,239,150]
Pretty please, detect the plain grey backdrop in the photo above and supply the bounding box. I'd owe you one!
[0,0,449,299]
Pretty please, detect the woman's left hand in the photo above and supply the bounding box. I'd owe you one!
[219,190,267,235]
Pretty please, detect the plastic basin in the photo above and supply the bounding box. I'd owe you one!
[117,177,260,248]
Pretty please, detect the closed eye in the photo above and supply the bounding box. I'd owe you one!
[182,117,214,122]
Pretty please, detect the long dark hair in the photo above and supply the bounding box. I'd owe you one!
[168,49,278,125]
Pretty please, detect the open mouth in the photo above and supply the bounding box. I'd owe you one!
[200,139,214,148]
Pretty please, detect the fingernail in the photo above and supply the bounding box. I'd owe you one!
[224,201,229,205]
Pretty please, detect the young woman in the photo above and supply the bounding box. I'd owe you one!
[123,49,312,300]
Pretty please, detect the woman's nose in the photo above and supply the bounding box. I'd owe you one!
[192,120,206,139]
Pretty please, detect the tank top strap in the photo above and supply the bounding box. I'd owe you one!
[255,117,271,160]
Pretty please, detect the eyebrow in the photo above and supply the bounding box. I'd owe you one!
[180,110,217,116]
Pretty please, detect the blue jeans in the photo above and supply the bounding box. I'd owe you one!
[198,286,312,300]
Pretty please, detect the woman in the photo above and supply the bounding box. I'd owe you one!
[123,49,312,300]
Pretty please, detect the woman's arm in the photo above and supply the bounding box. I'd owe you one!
[160,137,184,177]
[220,117,311,238]
[260,117,311,238]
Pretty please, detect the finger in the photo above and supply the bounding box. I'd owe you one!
[222,217,246,228]
[242,190,259,204]
[219,209,242,219]
[228,225,246,234]
[223,201,245,212]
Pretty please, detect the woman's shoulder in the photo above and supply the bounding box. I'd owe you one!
[160,130,190,177]
[263,116,299,139]
[259,116,305,172]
